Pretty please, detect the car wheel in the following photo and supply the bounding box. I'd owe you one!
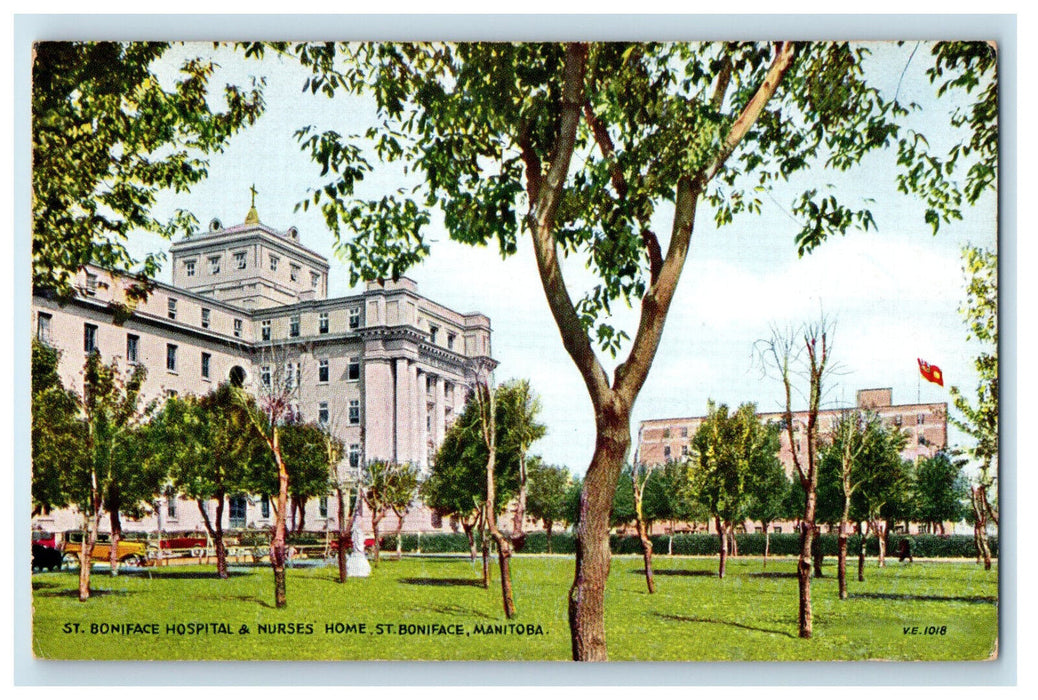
[123,554,145,567]
[62,553,79,569]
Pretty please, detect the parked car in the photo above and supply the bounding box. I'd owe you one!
[32,543,63,572]
[31,530,59,550]
[62,531,149,567]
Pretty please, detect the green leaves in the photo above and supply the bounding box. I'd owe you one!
[32,42,265,297]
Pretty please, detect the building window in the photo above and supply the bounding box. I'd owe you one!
[261,365,271,388]
[84,324,98,353]
[261,320,271,341]
[269,255,279,272]
[662,428,671,439]
[348,357,360,381]
[201,352,211,379]
[319,312,329,334]
[36,312,52,344]
[894,414,903,427]
[261,494,270,519]
[447,333,455,350]
[349,307,361,330]
[286,362,299,390]
[319,401,329,425]
[185,260,196,277]
[663,446,671,459]
[166,344,178,372]
[773,526,783,534]
[208,256,221,275]
[319,496,328,519]
[290,264,300,282]
[918,434,927,445]
[290,315,300,338]
[318,359,329,383]
[167,497,177,519]
[167,298,177,320]
[681,427,688,438]
[348,400,360,425]
[234,251,247,270]
[229,496,247,528]
[917,414,926,425]
[311,272,320,289]
[233,319,243,338]
[126,334,139,364]
[429,325,439,344]
[85,273,98,295]
[681,445,689,457]
[201,307,211,329]
[349,444,361,468]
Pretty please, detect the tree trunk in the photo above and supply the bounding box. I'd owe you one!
[812,526,824,578]
[336,487,347,583]
[270,436,289,609]
[837,521,849,600]
[78,510,101,602]
[197,497,228,579]
[462,520,477,563]
[716,516,727,579]
[395,511,406,560]
[108,507,121,576]
[545,519,554,554]
[567,410,630,662]
[798,487,818,639]
[635,514,655,593]
[874,520,887,568]
[480,514,490,588]
[292,496,307,533]
[511,454,529,551]
[371,511,384,564]
[971,486,992,570]
[858,522,867,582]
[730,525,738,557]
[762,522,770,569]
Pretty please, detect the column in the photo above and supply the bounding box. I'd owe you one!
[434,376,446,451]
[394,358,410,463]
[417,369,429,469]
[363,359,394,461]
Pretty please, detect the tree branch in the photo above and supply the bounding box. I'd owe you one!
[527,42,611,406]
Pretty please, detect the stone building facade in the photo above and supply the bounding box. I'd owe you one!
[31,205,493,537]
[635,388,948,535]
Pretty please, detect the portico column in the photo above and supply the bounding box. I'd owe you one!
[394,358,410,463]
[417,369,429,469]
[434,376,446,451]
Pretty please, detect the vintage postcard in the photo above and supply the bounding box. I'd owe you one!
[27,37,1000,664]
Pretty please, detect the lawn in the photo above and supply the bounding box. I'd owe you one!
[31,555,998,661]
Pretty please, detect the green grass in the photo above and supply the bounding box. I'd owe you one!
[31,555,998,661]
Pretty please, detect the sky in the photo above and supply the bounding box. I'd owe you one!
[130,41,998,477]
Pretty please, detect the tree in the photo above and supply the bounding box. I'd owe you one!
[31,341,83,517]
[630,461,659,592]
[363,460,417,564]
[850,424,910,573]
[526,461,571,554]
[690,402,774,578]
[912,451,969,534]
[759,320,833,638]
[423,428,486,563]
[148,386,260,578]
[31,42,264,298]
[948,245,998,569]
[820,410,882,599]
[75,352,149,600]
[283,40,995,660]
[270,421,334,533]
[496,379,547,551]
[743,422,788,567]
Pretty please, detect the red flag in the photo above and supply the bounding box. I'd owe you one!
[917,358,944,387]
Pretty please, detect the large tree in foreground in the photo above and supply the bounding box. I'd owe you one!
[283,40,995,660]
[32,42,264,298]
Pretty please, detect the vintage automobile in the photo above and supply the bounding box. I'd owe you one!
[31,530,59,550]
[32,543,63,572]
[61,531,149,567]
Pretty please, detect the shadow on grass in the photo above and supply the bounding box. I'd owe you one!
[647,569,717,577]
[749,572,798,579]
[400,577,485,588]
[655,612,796,639]
[849,592,997,605]
[33,587,133,599]
[122,570,252,580]
[210,594,275,609]
[419,603,495,620]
